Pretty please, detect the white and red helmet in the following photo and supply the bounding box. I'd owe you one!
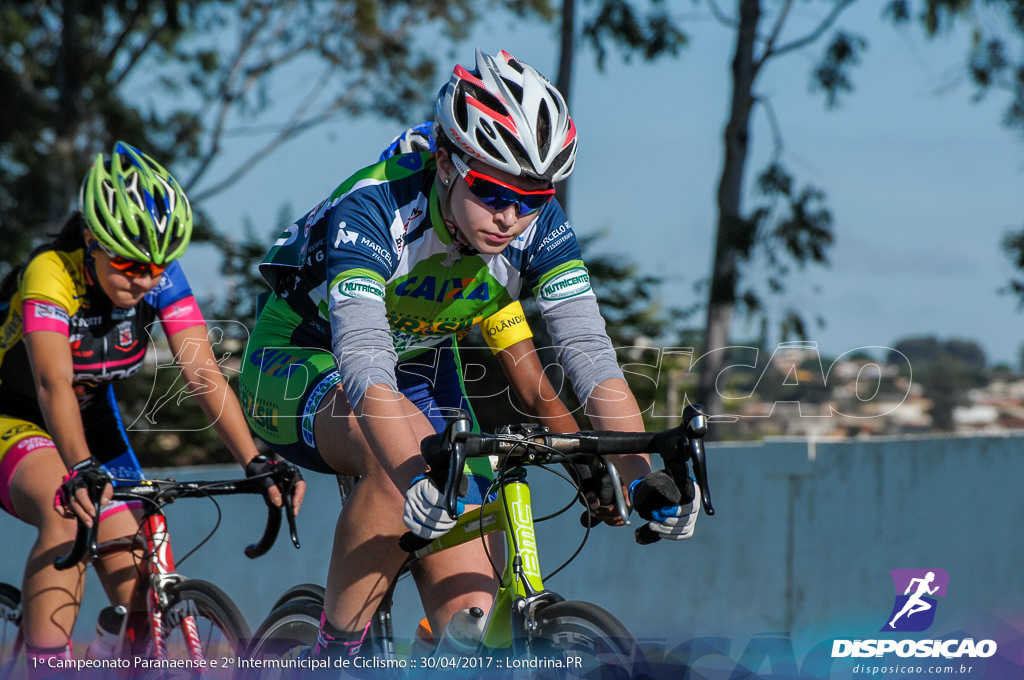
[435,48,577,183]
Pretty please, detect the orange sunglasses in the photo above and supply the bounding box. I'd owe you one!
[96,244,167,278]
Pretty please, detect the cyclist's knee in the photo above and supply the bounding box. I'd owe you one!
[355,465,407,507]
[7,450,64,524]
[33,515,80,551]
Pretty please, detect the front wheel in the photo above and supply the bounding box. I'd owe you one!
[237,598,321,680]
[0,583,23,680]
[149,579,251,672]
[522,600,651,680]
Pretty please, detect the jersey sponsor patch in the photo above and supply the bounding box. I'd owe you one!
[334,276,386,301]
[538,267,591,302]
[22,300,70,335]
[301,370,343,448]
[32,301,69,323]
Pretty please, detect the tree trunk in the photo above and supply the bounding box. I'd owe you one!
[696,0,761,425]
[554,0,576,210]
[51,0,82,227]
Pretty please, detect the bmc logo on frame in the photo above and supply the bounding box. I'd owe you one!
[831,568,998,659]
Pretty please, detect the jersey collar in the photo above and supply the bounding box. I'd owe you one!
[428,183,452,246]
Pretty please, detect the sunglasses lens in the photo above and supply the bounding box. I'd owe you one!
[109,257,165,278]
[467,177,553,216]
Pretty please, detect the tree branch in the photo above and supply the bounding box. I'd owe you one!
[759,94,785,161]
[109,21,167,89]
[184,2,276,190]
[189,66,354,204]
[767,0,858,60]
[757,0,794,69]
[705,0,738,29]
[189,100,355,205]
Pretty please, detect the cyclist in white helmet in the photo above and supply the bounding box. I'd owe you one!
[241,48,699,662]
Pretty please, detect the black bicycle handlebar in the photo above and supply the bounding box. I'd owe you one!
[400,404,715,551]
[54,464,302,571]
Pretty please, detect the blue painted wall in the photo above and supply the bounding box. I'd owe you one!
[2,433,1020,672]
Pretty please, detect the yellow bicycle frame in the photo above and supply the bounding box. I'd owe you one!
[409,473,543,649]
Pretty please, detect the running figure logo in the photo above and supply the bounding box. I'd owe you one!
[882,568,949,632]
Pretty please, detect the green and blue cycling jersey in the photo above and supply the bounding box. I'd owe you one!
[239,152,621,491]
[260,152,592,366]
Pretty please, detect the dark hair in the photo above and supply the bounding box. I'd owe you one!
[0,213,87,303]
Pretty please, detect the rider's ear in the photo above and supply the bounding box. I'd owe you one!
[436,148,454,185]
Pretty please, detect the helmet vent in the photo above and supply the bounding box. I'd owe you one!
[475,131,503,162]
[537,100,552,159]
[502,78,524,104]
[436,49,577,181]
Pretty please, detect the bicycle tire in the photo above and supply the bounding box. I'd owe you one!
[0,584,22,680]
[237,598,321,680]
[269,583,325,612]
[149,579,251,667]
[522,600,652,680]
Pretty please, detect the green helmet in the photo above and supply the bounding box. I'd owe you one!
[79,141,193,265]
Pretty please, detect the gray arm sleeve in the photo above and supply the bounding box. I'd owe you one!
[542,296,625,404]
[330,297,399,408]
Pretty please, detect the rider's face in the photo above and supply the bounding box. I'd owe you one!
[87,234,164,308]
[436,149,549,255]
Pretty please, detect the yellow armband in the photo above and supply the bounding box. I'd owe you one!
[480,301,533,354]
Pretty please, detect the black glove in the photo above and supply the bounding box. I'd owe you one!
[245,454,303,495]
[629,471,700,542]
[576,462,620,527]
[55,458,111,517]
[629,470,684,521]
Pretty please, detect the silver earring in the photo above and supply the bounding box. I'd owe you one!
[443,178,450,185]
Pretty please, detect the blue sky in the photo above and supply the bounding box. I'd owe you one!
[189,3,1024,367]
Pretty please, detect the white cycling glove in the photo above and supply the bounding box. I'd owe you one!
[403,476,464,541]
[629,471,700,541]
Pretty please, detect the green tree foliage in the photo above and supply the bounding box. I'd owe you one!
[554,0,688,207]
[888,336,987,431]
[884,1,1024,133]
[1,0,555,465]
[0,0,551,278]
[693,0,859,424]
[888,1,1024,314]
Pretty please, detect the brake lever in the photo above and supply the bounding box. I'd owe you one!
[443,417,471,519]
[282,479,301,549]
[87,472,109,559]
[683,404,714,516]
[634,405,714,545]
[604,460,631,526]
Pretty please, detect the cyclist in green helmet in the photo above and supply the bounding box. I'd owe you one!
[80,141,194,266]
[0,141,305,677]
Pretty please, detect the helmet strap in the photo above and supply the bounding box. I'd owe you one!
[436,163,478,257]
[83,241,101,287]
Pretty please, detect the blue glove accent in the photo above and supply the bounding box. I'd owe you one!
[628,478,641,503]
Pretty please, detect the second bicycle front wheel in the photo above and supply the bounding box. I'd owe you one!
[523,600,651,680]
[0,583,23,680]
[237,598,321,680]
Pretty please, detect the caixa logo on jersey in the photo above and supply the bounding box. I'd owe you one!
[832,569,997,659]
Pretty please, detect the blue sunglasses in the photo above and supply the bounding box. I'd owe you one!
[452,155,554,216]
